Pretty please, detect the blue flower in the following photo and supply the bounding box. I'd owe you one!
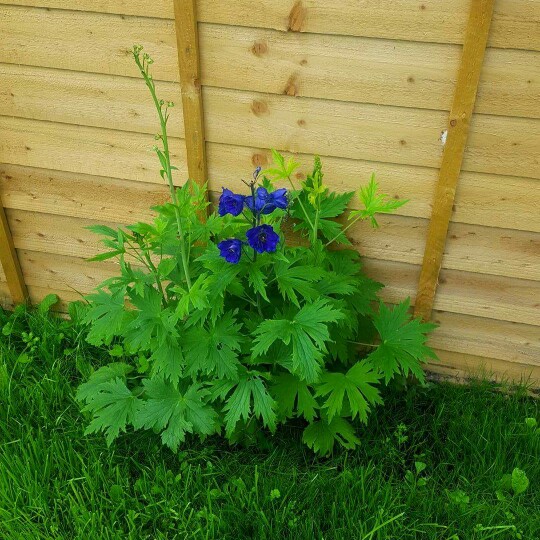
[246,224,280,253]
[218,188,245,217]
[245,187,288,215]
[218,238,243,263]
[253,166,262,180]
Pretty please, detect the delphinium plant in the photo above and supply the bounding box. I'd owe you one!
[76,46,437,456]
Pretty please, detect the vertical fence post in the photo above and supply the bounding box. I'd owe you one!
[173,0,208,192]
[0,198,28,304]
[414,0,495,321]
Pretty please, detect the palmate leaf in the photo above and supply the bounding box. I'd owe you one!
[76,362,133,403]
[83,288,131,346]
[315,362,383,423]
[252,299,345,383]
[368,300,438,383]
[349,173,408,228]
[271,373,318,422]
[149,335,184,385]
[134,378,217,452]
[184,311,243,380]
[302,416,360,457]
[274,258,326,307]
[80,377,139,446]
[222,376,277,436]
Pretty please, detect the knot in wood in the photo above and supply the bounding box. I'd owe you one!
[250,100,269,116]
[251,40,268,57]
[288,1,307,32]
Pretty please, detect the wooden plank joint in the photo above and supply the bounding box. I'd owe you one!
[414,0,495,321]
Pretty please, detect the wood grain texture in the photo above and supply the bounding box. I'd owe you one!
[202,88,540,179]
[0,198,27,303]
[1,126,539,232]
[2,1,538,50]
[2,64,538,179]
[0,63,184,134]
[1,14,539,117]
[365,259,540,326]
[428,350,540,387]
[173,0,207,187]
[197,24,539,117]
[0,116,188,184]
[415,0,495,320]
[430,311,540,367]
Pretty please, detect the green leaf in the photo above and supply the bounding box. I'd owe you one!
[184,311,242,380]
[134,378,217,452]
[511,468,529,495]
[253,299,345,382]
[315,362,382,422]
[86,224,119,238]
[76,362,133,402]
[81,377,139,446]
[17,352,32,364]
[173,273,210,319]
[271,373,318,422]
[108,344,124,357]
[367,300,437,384]
[274,259,325,307]
[223,376,277,436]
[149,335,184,385]
[350,173,408,228]
[38,293,59,314]
[87,250,124,262]
[302,417,360,457]
[83,289,130,346]
[158,258,177,278]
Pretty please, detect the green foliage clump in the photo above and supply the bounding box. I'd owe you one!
[76,45,437,456]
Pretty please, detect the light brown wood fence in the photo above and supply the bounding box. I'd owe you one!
[0,0,538,385]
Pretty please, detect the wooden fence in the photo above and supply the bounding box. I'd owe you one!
[0,0,538,385]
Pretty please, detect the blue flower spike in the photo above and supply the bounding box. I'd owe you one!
[246,224,280,253]
[218,238,243,264]
[253,166,262,180]
[218,188,245,217]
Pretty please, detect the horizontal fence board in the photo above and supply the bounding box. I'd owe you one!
[430,311,540,366]
[1,2,538,50]
[0,165,170,222]
[2,124,539,233]
[0,63,184,134]
[367,259,540,326]
[0,5,179,80]
[428,350,540,386]
[198,24,539,117]
[1,13,538,118]
[0,117,188,185]
[203,88,540,179]
[18,249,119,293]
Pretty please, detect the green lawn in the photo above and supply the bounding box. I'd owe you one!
[0,305,538,539]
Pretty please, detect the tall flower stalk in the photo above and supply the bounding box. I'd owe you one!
[132,45,192,290]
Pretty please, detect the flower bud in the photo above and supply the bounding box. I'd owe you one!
[167,101,175,107]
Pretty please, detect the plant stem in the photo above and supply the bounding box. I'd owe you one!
[286,175,315,231]
[135,51,192,290]
[324,215,362,247]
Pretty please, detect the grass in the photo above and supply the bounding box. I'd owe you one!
[0,304,538,539]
